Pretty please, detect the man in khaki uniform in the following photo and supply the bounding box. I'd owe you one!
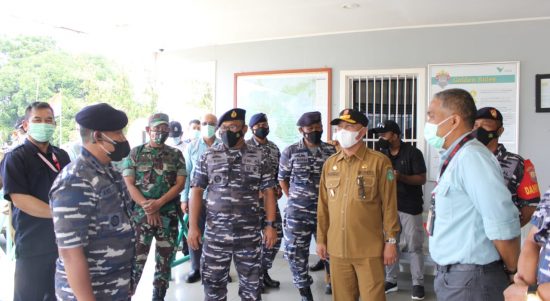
[317,109,400,301]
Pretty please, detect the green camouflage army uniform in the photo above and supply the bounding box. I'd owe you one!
[123,143,186,293]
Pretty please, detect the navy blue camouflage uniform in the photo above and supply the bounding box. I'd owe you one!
[50,147,135,301]
[246,137,283,273]
[192,142,276,301]
[531,189,550,283]
[278,139,336,288]
[495,144,540,209]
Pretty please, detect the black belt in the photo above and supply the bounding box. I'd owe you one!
[436,260,503,272]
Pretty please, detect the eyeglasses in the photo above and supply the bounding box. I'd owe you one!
[202,122,216,126]
[219,125,242,132]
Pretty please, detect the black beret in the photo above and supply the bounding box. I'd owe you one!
[297,111,322,127]
[476,107,503,122]
[330,109,369,127]
[75,103,128,131]
[249,113,267,128]
[371,120,400,134]
[169,121,183,137]
[218,108,246,127]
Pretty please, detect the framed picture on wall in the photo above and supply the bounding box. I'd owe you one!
[536,74,550,112]
[234,68,332,150]
[427,61,520,181]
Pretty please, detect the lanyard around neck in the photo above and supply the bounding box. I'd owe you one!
[438,133,475,178]
[37,152,61,173]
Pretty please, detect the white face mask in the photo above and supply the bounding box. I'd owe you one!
[336,128,361,149]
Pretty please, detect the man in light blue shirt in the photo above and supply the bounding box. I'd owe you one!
[181,113,220,283]
[425,88,520,301]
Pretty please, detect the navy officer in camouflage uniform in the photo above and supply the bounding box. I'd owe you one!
[49,103,134,301]
[245,113,283,291]
[474,107,541,226]
[278,111,336,300]
[188,108,278,301]
[123,113,186,300]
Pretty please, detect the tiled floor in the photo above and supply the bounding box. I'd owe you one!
[133,251,436,301]
[0,249,436,301]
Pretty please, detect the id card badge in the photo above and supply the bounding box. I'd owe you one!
[426,195,436,236]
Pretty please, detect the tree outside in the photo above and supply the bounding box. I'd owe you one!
[0,35,159,149]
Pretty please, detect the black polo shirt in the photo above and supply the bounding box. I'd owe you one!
[2,139,70,258]
[381,142,426,215]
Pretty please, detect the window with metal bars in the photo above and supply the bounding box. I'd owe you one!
[348,75,419,149]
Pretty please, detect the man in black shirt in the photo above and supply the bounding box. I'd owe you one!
[2,102,71,301]
[373,120,427,300]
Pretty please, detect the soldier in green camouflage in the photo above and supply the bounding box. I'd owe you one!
[123,113,186,301]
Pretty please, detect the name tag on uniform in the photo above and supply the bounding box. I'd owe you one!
[210,158,226,165]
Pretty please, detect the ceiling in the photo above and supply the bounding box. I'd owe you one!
[2,0,550,53]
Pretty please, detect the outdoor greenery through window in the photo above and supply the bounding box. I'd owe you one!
[0,35,214,156]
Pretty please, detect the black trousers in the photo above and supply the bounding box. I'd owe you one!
[14,252,57,301]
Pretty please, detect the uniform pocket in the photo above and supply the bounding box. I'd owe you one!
[242,163,261,190]
[292,167,310,184]
[443,270,475,289]
[209,172,228,191]
[136,163,153,172]
[135,163,153,186]
[97,186,131,234]
[325,177,340,202]
[163,163,178,185]
[356,175,375,202]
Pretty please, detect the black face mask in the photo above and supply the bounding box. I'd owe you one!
[253,128,269,139]
[101,133,131,162]
[474,127,499,146]
[221,130,243,148]
[151,131,169,145]
[378,138,390,149]
[304,130,323,144]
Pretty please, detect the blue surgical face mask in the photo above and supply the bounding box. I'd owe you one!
[171,136,182,145]
[201,125,216,139]
[191,129,201,140]
[424,115,455,150]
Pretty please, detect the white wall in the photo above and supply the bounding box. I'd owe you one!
[168,19,550,191]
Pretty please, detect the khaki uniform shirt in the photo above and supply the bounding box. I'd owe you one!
[317,143,399,259]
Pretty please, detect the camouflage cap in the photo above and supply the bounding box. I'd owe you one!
[149,113,169,127]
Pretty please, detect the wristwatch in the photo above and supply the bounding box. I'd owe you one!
[527,284,538,294]
[265,220,275,228]
[385,238,397,244]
